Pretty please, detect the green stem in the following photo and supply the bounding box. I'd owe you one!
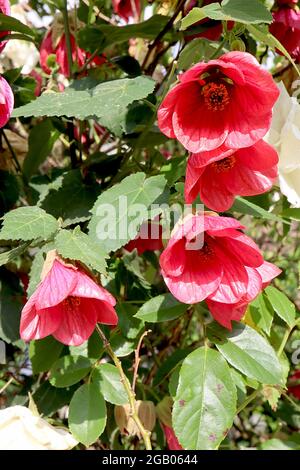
[96,325,152,450]
[277,325,293,357]
[236,388,261,415]
[1,130,22,174]
[62,0,73,78]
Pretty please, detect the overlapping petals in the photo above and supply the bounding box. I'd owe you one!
[112,0,140,21]
[185,140,279,211]
[269,4,300,62]
[20,253,118,346]
[160,214,281,329]
[0,0,10,53]
[0,75,14,128]
[158,52,279,153]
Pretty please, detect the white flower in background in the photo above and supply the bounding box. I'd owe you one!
[266,81,300,207]
[2,3,39,74]
[0,406,78,450]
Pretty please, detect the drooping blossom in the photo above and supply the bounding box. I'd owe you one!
[265,82,300,207]
[40,13,106,77]
[185,140,279,211]
[184,0,223,42]
[0,75,14,128]
[206,260,282,328]
[163,425,183,450]
[269,3,300,62]
[112,0,140,21]
[0,406,78,450]
[0,0,10,53]
[20,251,118,346]
[288,370,300,399]
[124,220,163,255]
[40,30,85,77]
[29,70,43,97]
[157,51,279,153]
[160,213,281,329]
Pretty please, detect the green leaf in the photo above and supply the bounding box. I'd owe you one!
[154,349,191,387]
[92,363,128,405]
[180,0,272,30]
[0,242,31,267]
[135,294,188,323]
[0,206,59,241]
[69,382,107,446]
[0,269,23,343]
[208,322,283,385]
[221,0,272,24]
[0,170,19,217]
[41,170,101,226]
[0,12,35,37]
[247,24,300,77]
[33,381,77,417]
[55,227,107,275]
[173,347,237,450]
[79,15,174,49]
[12,77,156,137]
[29,337,64,374]
[50,355,93,388]
[260,438,299,450]
[23,119,60,179]
[116,303,144,339]
[88,172,167,253]
[265,286,296,328]
[249,293,274,335]
[178,39,223,70]
[282,208,300,221]
[231,197,288,224]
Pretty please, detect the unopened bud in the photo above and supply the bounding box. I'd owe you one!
[230,39,246,52]
[46,54,57,69]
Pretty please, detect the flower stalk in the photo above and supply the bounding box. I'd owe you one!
[95,325,152,450]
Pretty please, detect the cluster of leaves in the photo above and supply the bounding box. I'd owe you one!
[1,0,300,451]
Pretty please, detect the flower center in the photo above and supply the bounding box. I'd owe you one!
[202,82,230,111]
[198,241,214,262]
[211,155,236,173]
[62,296,81,313]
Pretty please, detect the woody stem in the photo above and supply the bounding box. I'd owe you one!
[95,325,152,450]
[62,0,73,78]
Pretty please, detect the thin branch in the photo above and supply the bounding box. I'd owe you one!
[132,330,152,393]
[96,325,152,450]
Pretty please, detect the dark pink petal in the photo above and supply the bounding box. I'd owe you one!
[172,81,229,152]
[71,271,116,306]
[157,84,182,139]
[39,30,54,74]
[243,267,263,303]
[189,146,235,168]
[236,140,279,171]
[161,255,222,304]
[184,161,204,204]
[257,261,282,287]
[0,76,14,128]
[206,299,247,329]
[163,425,183,450]
[160,237,186,277]
[52,298,98,346]
[20,296,62,342]
[198,167,235,211]
[74,297,118,326]
[208,246,248,303]
[221,230,264,268]
[35,259,78,310]
[204,215,244,233]
[223,162,275,196]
